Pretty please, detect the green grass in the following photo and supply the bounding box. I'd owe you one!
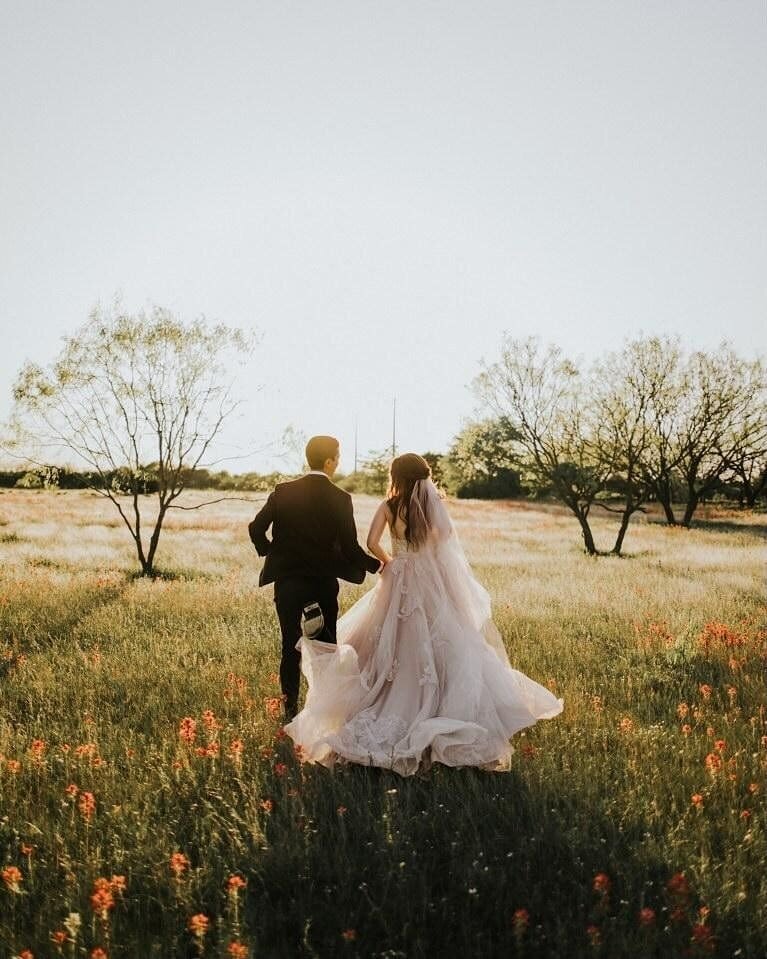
[0,490,764,958]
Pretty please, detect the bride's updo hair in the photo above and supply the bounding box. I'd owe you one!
[387,453,432,547]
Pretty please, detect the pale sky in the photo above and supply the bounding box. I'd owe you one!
[1,1,765,473]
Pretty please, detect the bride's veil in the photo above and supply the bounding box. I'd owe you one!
[409,478,512,667]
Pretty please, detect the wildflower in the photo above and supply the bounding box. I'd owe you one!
[29,739,46,760]
[699,684,712,700]
[274,726,288,741]
[618,716,634,733]
[179,717,197,744]
[227,944,249,959]
[227,874,247,894]
[170,852,190,877]
[591,695,603,711]
[704,753,722,776]
[706,726,715,738]
[713,739,726,754]
[229,739,244,761]
[677,702,689,719]
[265,697,282,718]
[90,950,108,959]
[293,743,306,762]
[1,865,23,892]
[681,724,692,736]
[586,924,602,947]
[89,879,115,919]
[20,844,34,857]
[63,913,81,939]
[667,872,690,896]
[201,709,218,730]
[748,782,759,794]
[259,799,274,813]
[520,744,537,759]
[726,685,737,703]
[188,913,209,938]
[691,923,715,952]
[337,805,348,816]
[638,907,656,927]
[592,872,611,895]
[740,809,751,821]
[691,793,704,808]
[18,951,34,959]
[6,759,21,774]
[341,929,357,942]
[50,930,69,948]
[78,791,96,821]
[274,762,288,777]
[512,908,530,934]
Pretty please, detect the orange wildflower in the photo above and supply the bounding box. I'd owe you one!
[691,793,704,808]
[227,944,249,959]
[699,684,712,700]
[51,930,69,947]
[259,799,274,813]
[20,843,34,856]
[676,702,689,719]
[5,759,21,774]
[681,724,692,736]
[618,716,634,733]
[90,950,108,959]
[18,951,34,959]
[704,753,722,776]
[227,874,247,894]
[202,709,218,729]
[29,739,46,760]
[512,908,530,932]
[265,697,282,718]
[714,739,726,753]
[341,929,357,942]
[65,783,79,799]
[229,739,244,761]
[592,873,611,895]
[89,879,115,919]
[170,852,190,877]
[188,914,209,938]
[179,717,197,744]
[78,791,96,821]
[1,865,23,892]
[740,809,751,821]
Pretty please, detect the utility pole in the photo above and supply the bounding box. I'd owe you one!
[354,419,358,474]
[392,396,397,459]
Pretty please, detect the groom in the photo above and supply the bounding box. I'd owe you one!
[248,435,381,719]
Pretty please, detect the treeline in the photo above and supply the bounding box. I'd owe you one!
[472,335,767,554]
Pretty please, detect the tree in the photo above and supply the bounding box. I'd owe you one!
[589,342,657,554]
[671,346,763,526]
[441,419,522,499]
[9,302,254,576]
[475,337,610,554]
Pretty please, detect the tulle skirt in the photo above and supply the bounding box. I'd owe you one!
[285,544,563,776]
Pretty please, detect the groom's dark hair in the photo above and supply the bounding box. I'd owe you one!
[305,435,339,470]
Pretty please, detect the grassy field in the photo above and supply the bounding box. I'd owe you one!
[0,488,764,959]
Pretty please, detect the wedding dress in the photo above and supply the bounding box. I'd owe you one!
[285,480,562,775]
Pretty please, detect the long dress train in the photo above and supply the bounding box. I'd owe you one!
[285,485,562,776]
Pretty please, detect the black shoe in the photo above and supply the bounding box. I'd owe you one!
[284,702,298,722]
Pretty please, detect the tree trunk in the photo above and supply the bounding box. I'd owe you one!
[575,509,598,555]
[143,505,168,577]
[612,508,633,555]
[681,489,699,528]
[659,497,677,525]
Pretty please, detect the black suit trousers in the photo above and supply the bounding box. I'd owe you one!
[273,575,339,709]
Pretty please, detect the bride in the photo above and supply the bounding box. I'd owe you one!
[285,453,563,775]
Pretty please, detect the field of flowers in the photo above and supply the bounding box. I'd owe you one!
[0,489,764,959]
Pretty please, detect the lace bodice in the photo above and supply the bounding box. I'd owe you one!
[390,526,416,556]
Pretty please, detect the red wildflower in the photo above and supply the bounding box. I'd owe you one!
[274,762,288,777]
[586,925,602,947]
[78,791,96,821]
[704,753,722,776]
[691,922,716,952]
[227,874,247,894]
[89,879,115,919]
[188,914,209,938]
[341,929,357,942]
[179,717,197,744]
[227,944,249,959]
[259,799,274,813]
[592,872,611,895]
[638,907,656,927]
[170,852,190,877]
[1,865,23,892]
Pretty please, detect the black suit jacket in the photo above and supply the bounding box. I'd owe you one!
[248,474,381,586]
